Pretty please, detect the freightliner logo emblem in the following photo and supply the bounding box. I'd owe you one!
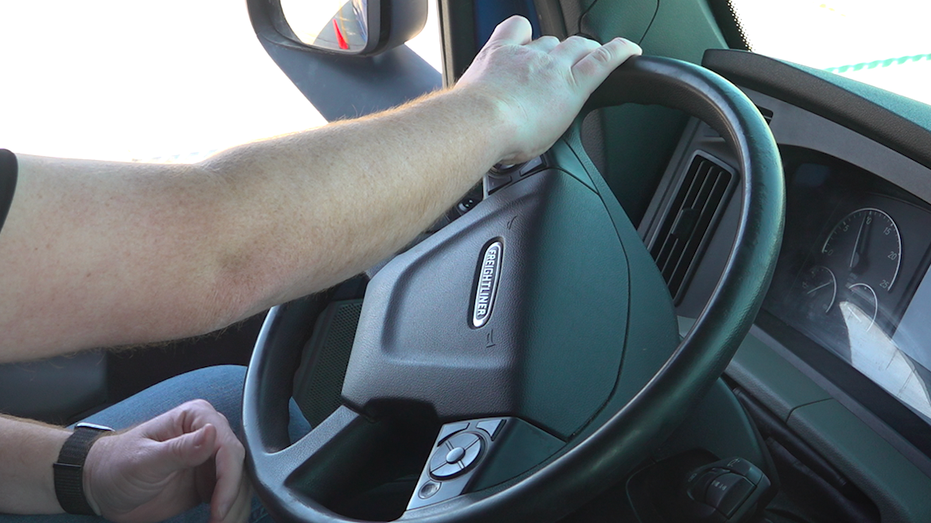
[472,241,503,328]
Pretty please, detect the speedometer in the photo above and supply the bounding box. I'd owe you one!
[821,208,902,292]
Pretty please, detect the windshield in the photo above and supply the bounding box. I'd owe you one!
[730,0,931,106]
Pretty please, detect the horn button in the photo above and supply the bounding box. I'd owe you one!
[341,170,633,439]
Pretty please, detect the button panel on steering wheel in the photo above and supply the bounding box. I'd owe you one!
[407,417,509,510]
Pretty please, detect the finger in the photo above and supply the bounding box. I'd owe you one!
[137,399,219,442]
[209,431,246,521]
[151,424,218,477]
[210,473,251,523]
[485,15,533,46]
[549,35,601,66]
[525,35,560,53]
[571,38,643,93]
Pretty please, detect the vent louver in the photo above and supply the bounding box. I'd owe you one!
[650,154,734,303]
[756,105,774,125]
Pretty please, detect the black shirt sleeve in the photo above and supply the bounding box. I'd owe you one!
[0,149,17,235]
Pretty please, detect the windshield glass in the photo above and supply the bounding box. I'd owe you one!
[730,0,931,106]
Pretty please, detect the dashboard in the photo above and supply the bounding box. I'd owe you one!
[764,148,931,422]
[638,51,931,510]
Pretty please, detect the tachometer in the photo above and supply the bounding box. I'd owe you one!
[821,208,901,292]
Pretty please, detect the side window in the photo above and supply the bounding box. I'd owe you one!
[406,1,443,74]
[0,1,440,163]
[729,0,930,106]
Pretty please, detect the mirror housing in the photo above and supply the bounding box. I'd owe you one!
[272,0,428,56]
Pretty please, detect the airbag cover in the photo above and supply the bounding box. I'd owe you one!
[342,170,632,439]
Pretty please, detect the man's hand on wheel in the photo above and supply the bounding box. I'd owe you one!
[456,15,642,165]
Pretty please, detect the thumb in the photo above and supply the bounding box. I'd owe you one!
[486,16,532,46]
[150,424,218,476]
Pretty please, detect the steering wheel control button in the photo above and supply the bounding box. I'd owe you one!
[430,432,483,479]
[706,473,753,515]
[517,156,544,177]
[484,157,546,197]
[457,196,480,215]
[409,418,518,510]
[717,478,755,518]
[431,463,463,479]
[484,172,512,195]
[418,482,441,500]
[445,446,466,463]
[475,419,505,440]
[680,457,772,521]
[462,437,481,465]
[436,421,470,443]
[723,457,763,485]
[418,481,441,500]
[490,163,519,174]
[687,469,725,502]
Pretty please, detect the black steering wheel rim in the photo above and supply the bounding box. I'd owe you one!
[243,55,784,523]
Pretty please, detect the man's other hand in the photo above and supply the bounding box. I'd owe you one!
[456,16,642,165]
[83,400,250,523]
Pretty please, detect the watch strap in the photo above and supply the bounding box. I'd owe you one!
[54,422,112,515]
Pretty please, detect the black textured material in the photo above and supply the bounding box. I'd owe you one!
[242,55,784,523]
[703,49,931,171]
[707,0,750,50]
[54,424,112,515]
[0,149,17,235]
[293,300,363,427]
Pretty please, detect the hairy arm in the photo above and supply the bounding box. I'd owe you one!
[0,416,70,514]
[0,17,641,361]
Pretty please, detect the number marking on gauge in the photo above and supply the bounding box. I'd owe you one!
[821,208,901,292]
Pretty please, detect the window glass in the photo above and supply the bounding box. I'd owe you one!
[730,0,931,106]
[0,1,441,163]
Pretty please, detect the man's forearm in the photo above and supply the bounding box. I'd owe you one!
[0,87,509,360]
[0,18,640,360]
[0,415,69,514]
[197,86,512,316]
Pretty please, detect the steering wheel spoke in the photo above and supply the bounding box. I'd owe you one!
[250,406,391,504]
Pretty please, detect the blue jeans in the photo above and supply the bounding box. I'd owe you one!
[0,365,311,523]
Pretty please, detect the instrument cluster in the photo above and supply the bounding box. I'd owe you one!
[764,148,931,419]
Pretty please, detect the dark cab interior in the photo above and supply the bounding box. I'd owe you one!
[3,1,931,522]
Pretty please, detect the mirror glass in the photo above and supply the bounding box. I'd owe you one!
[280,0,369,52]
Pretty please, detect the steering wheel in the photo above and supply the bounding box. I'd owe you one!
[243,55,784,523]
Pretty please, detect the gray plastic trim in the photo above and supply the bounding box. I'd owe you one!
[789,400,931,522]
[745,88,931,207]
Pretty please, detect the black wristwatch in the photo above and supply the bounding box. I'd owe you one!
[53,422,113,515]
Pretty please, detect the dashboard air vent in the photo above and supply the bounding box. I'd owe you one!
[650,154,734,303]
[756,105,774,125]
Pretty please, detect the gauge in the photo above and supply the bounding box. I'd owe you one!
[843,283,879,332]
[821,208,901,292]
[799,265,837,316]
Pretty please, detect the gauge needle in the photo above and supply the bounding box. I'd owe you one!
[806,281,832,295]
[849,213,870,270]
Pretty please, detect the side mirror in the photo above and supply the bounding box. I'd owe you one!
[273,0,428,56]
